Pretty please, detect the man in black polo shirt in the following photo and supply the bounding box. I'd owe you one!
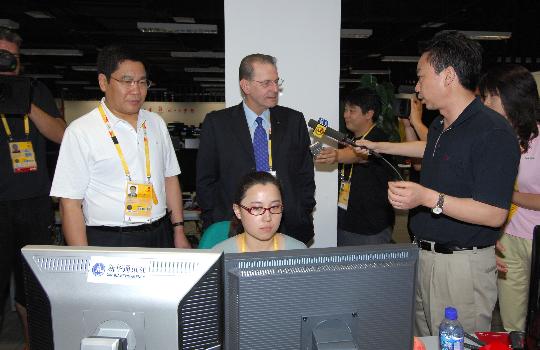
[357,31,520,336]
[0,28,66,348]
[315,88,395,245]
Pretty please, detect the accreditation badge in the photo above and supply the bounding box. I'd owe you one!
[8,141,37,173]
[337,181,351,210]
[124,182,153,223]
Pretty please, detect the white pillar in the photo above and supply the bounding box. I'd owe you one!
[225,0,341,247]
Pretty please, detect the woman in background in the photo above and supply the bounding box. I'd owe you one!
[479,64,540,332]
[212,171,306,253]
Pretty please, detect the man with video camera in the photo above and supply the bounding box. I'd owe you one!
[0,28,65,349]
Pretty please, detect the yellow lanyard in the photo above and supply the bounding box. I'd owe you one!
[339,124,376,181]
[240,232,279,253]
[98,104,151,182]
[1,114,30,141]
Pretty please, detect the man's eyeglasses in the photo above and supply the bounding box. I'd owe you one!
[238,204,284,216]
[110,76,152,89]
[251,78,284,88]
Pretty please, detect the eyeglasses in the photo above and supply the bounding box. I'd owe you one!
[238,203,283,216]
[110,76,152,89]
[251,78,284,88]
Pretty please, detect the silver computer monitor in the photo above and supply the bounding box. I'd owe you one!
[22,245,223,350]
[223,244,418,350]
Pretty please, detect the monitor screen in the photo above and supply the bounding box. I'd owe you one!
[223,244,418,350]
[22,245,223,350]
[527,225,540,349]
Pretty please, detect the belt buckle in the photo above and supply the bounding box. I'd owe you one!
[433,243,454,254]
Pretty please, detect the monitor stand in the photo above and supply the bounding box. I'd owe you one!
[301,313,360,350]
[81,320,133,350]
[81,336,127,350]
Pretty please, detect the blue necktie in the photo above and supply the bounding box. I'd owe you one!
[253,117,270,171]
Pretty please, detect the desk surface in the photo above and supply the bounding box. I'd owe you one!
[419,335,479,350]
[184,210,200,221]
[420,336,439,350]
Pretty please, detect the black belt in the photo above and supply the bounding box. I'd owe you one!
[415,239,492,254]
[89,215,168,233]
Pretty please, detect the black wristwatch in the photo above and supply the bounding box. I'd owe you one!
[432,193,445,215]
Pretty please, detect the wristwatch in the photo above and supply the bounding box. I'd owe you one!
[432,193,445,215]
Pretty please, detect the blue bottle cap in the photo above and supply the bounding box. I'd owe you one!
[445,307,458,320]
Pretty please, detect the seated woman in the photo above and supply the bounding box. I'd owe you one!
[212,171,307,253]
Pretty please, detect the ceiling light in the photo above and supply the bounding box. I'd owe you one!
[72,65,97,71]
[55,81,91,85]
[339,79,362,83]
[421,22,445,28]
[21,49,83,56]
[0,19,19,29]
[25,11,55,19]
[193,77,225,82]
[200,83,225,87]
[341,29,373,39]
[461,30,511,40]
[24,74,63,79]
[137,22,217,34]
[440,30,512,40]
[83,86,101,90]
[349,69,391,75]
[380,56,420,62]
[184,67,224,73]
[173,17,196,23]
[171,51,224,58]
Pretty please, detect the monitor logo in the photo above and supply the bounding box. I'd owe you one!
[91,262,106,277]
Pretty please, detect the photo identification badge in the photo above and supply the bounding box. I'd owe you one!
[338,181,351,210]
[124,182,153,223]
[8,141,37,173]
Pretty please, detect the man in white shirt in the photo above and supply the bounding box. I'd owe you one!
[51,45,190,248]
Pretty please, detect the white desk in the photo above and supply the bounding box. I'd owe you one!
[419,335,479,350]
[420,336,439,350]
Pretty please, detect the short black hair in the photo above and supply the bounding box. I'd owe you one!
[97,44,147,79]
[422,31,483,91]
[479,64,539,153]
[344,87,381,121]
[0,28,22,48]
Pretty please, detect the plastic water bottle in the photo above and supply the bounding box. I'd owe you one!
[439,306,464,350]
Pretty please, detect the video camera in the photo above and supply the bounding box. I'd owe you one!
[393,93,415,119]
[0,49,32,115]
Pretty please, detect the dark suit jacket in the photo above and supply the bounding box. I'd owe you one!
[196,102,316,244]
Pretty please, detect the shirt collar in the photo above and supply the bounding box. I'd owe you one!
[243,102,270,127]
[100,97,146,127]
[433,97,483,131]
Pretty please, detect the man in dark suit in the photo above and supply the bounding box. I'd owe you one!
[196,54,316,244]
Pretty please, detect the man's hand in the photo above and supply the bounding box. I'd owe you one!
[354,139,377,156]
[387,181,433,210]
[315,147,338,164]
[173,226,191,248]
[495,240,508,273]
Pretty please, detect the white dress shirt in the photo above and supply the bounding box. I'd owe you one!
[51,98,180,226]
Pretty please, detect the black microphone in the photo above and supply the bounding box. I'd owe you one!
[307,119,382,158]
[307,119,404,180]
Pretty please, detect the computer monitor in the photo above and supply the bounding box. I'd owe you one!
[527,225,540,349]
[22,245,223,350]
[223,244,418,350]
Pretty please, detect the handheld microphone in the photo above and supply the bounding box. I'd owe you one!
[307,119,403,181]
[307,119,381,157]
